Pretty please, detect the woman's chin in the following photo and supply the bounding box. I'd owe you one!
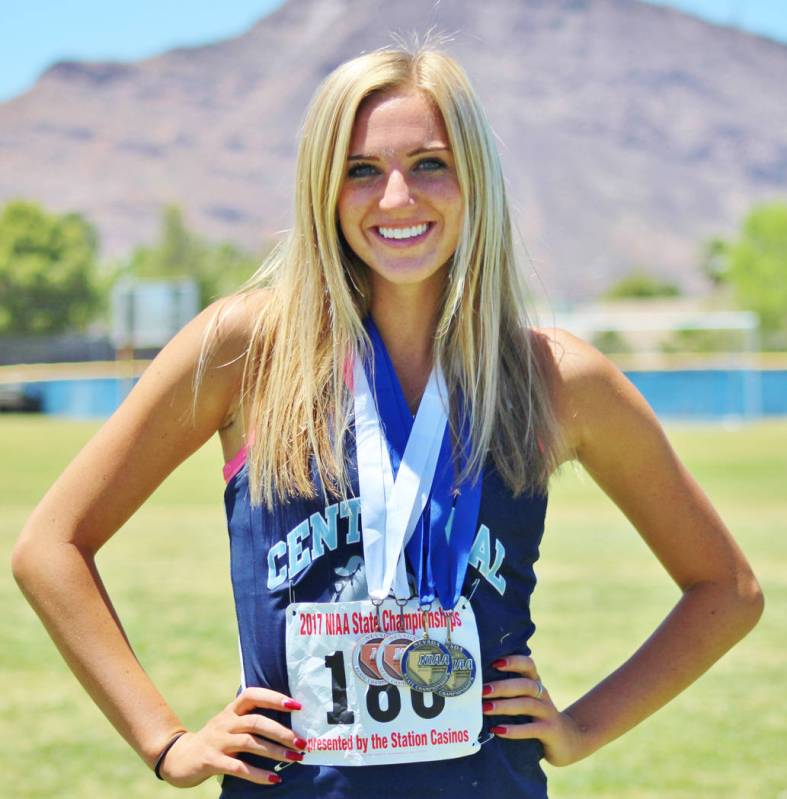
[365,258,450,290]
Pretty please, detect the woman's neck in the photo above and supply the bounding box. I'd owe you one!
[368,277,443,414]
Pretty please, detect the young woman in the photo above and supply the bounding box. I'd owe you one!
[13,46,762,798]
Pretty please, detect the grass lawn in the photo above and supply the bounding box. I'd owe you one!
[1,416,785,798]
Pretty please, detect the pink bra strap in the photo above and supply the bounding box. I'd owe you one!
[222,429,256,483]
[343,352,355,391]
[223,446,248,483]
[223,353,354,484]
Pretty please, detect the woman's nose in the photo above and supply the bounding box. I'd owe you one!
[379,170,413,210]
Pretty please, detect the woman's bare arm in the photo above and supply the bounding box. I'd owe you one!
[484,329,764,764]
[11,294,266,769]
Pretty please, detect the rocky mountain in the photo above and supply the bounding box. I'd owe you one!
[1,0,786,301]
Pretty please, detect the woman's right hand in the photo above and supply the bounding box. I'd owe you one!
[159,687,307,787]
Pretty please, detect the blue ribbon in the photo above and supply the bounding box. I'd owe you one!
[361,318,482,610]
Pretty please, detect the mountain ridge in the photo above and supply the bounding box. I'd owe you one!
[2,0,785,300]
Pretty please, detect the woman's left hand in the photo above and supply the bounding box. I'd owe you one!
[482,655,590,767]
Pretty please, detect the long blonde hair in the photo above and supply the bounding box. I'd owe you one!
[201,45,561,508]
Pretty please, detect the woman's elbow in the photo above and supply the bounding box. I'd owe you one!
[10,526,67,596]
[715,565,765,640]
[736,569,765,630]
[11,532,44,592]
[688,564,765,642]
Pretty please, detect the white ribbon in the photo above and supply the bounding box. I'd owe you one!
[353,354,449,601]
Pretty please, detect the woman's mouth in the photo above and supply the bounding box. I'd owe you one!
[373,222,433,245]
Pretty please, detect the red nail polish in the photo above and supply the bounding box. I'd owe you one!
[268,774,283,784]
[285,751,305,761]
[490,725,508,735]
[482,701,494,712]
[282,699,302,711]
[482,684,493,696]
[293,737,308,750]
[492,658,508,669]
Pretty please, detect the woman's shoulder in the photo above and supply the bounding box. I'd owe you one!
[202,287,275,352]
[532,327,638,456]
[534,327,609,383]
[132,288,272,410]
[195,288,274,433]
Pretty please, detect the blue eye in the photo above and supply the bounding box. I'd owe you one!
[415,157,446,171]
[347,163,378,179]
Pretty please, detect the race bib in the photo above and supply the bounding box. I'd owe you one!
[285,597,482,766]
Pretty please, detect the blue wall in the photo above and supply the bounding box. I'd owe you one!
[22,378,138,418]
[626,370,787,419]
[13,370,787,420]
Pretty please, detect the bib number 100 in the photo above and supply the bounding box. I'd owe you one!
[323,651,444,725]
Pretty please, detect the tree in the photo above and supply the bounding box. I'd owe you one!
[699,236,730,288]
[0,200,101,335]
[717,202,787,339]
[127,205,262,306]
[604,268,680,300]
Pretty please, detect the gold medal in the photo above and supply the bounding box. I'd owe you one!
[435,642,476,697]
[401,608,452,693]
[401,638,452,692]
[434,611,476,697]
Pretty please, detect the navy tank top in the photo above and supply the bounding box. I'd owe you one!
[220,434,549,799]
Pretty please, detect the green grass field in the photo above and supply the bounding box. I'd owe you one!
[1,416,785,798]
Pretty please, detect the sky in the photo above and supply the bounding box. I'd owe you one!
[1,0,786,102]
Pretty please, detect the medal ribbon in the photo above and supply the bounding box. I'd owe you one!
[354,347,446,600]
[354,318,482,610]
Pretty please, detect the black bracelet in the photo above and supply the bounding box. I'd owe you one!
[153,731,188,781]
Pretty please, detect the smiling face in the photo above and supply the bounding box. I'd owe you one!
[337,88,463,293]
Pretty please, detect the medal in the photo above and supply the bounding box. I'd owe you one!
[352,337,447,606]
[375,598,416,686]
[352,631,388,686]
[376,631,418,686]
[401,607,452,693]
[353,319,483,701]
[435,611,476,697]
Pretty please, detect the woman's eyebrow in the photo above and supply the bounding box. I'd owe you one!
[408,145,450,157]
[347,145,451,161]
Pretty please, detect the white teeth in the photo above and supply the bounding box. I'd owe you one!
[377,223,428,240]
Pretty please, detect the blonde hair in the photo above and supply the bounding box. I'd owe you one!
[201,44,562,508]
